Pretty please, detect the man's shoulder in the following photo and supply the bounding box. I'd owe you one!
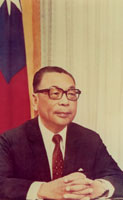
[68,122,101,141]
[0,117,38,140]
[68,122,97,134]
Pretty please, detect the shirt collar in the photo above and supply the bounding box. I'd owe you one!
[38,116,67,144]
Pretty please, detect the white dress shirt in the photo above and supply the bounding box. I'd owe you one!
[27,116,114,199]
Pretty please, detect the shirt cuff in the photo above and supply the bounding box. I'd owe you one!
[97,179,115,198]
[26,181,44,200]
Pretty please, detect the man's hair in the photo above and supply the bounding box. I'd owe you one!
[33,66,75,92]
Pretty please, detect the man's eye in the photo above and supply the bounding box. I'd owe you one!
[52,92,60,96]
[54,92,59,95]
[68,92,76,96]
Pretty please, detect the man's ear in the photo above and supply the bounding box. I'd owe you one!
[32,93,39,111]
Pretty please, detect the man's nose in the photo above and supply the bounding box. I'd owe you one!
[58,93,69,105]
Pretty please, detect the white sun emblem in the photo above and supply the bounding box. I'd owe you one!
[0,0,21,15]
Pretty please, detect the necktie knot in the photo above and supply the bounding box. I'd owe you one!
[52,134,62,144]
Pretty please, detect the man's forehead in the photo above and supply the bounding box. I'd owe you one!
[39,72,75,88]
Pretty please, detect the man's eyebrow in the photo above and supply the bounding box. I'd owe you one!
[69,86,76,89]
[51,85,76,89]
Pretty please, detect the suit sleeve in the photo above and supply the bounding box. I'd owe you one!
[93,135,123,198]
[0,133,33,200]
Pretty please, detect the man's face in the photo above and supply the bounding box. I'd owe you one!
[33,72,77,133]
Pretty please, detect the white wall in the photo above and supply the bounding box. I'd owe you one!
[40,0,123,169]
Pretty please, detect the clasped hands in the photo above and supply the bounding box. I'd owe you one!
[37,172,107,200]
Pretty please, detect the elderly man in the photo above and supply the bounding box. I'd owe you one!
[0,66,123,200]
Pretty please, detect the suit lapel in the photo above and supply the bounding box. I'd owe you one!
[26,118,51,181]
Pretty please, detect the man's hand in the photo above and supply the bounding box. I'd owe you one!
[37,177,66,200]
[37,172,107,200]
[62,172,93,200]
[90,180,108,199]
[37,172,92,200]
[64,174,108,200]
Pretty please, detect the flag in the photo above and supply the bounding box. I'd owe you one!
[0,0,30,134]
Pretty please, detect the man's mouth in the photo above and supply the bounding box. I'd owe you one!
[55,112,71,118]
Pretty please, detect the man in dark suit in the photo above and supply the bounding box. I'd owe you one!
[0,66,123,200]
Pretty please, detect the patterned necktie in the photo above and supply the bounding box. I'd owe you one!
[52,134,64,180]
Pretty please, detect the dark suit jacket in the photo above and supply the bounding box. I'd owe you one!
[0,117,123,199]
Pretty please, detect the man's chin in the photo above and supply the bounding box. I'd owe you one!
[54,117,72,127]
